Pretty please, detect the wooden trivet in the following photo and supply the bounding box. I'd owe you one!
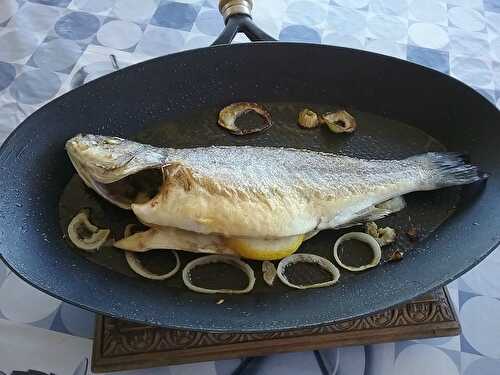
[92,287,459,373]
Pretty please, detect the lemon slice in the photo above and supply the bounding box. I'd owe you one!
[226,234,304,261]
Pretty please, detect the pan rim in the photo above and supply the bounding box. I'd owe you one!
[0,42,499,332]
[0,42,497,157]
[1,239,498,333]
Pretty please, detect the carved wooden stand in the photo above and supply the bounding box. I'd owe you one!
[92,287,459,373]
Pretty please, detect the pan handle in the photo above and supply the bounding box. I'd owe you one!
[212,0,276,45]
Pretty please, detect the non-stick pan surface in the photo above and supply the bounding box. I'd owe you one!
[1,11,499,332]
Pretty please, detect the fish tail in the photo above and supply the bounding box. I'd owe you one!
[411,152,487,188]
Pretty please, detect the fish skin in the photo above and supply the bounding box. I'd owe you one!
[66,134,482,238]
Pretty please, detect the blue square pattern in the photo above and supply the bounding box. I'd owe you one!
[460,332,484,356]
[0,61,17,91]
[53,11,102,41]
[28,0,71,7]
[458,289,478,308]
[279,24,322,44]
[484,0,500,13]
[407,45,450,74]
[461,353,500,375]
[151,0,202,31]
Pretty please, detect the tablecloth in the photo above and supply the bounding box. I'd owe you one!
[0,0,499,374]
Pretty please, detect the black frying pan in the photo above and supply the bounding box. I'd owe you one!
[1,0,499,332]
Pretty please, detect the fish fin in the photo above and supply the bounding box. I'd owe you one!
[336,196,406,229]
[412,152,485,188]
[336,209,392,229]
[374,196,406,212]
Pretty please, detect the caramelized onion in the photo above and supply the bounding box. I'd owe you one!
[218,102,272,135]
[320,110,357,133]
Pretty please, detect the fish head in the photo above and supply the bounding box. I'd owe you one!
[66,134,166,209]
[66,134,142,180]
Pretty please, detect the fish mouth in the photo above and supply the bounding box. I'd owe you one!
[67,151,164,210]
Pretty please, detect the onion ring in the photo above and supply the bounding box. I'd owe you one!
[218,102,272,135]
[182,255,255,294]
[125,250,180,280]
[67,211,110,252]
[333,232,381,272]
[277,253,340,289]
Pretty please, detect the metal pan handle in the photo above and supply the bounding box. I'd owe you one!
[212,0,276,45]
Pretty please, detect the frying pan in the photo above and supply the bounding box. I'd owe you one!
[1,0,499,332]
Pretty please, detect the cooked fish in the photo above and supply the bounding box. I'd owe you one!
[114,226,314,260]
[66,134,481,234]
[66,134,482,258]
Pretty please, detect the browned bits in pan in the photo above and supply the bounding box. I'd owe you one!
[406,225,418,242]
[388,250,404,262]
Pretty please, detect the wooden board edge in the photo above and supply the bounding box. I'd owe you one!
[91,320,460,373]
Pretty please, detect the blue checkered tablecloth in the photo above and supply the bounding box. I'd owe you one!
[1,0,500,374]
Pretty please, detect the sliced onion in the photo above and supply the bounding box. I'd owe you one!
[218,102,272,135]
[320,110,357,133]
[125,250,180,280]
[262,260,277,286]
[333,232,381,272]
[182,255,255,294]
[277,254,340,290]
[67,211,110,252]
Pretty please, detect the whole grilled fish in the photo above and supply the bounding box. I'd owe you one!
[66,134,482,240]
